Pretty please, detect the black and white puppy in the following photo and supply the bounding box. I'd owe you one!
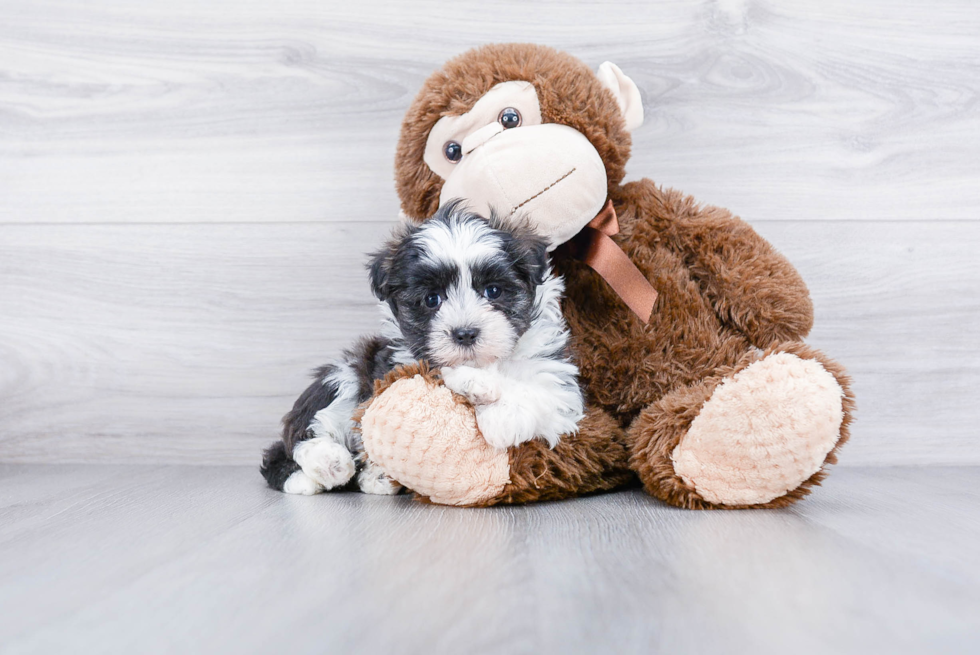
[261,201,584,495]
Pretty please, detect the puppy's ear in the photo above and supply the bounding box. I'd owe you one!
[508,225,550,288]
[367,250,390,301]
[523,235,550,286]
[367,229,405,301]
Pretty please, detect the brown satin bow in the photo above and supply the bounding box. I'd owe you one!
[556,199,658,323]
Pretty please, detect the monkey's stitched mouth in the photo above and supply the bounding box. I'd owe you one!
[511,167,576,213]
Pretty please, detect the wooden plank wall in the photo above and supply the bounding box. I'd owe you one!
[1,0,978,465]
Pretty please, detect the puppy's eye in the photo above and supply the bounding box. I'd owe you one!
[483,285,502,300]
[424,292,442,308]
[443,141,462,163]
[498,107,521,129]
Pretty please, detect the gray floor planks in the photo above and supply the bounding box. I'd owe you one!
[0,465,977,654]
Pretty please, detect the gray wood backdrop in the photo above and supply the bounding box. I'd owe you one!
[1,0,978,466]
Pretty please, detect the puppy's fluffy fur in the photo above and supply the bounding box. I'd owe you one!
[261,202,584,495]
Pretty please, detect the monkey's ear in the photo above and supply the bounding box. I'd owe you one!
[597,62,644,132]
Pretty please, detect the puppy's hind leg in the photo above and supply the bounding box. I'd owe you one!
[261,335,401,495]
[260,440,324,495]
[266,361,362,494]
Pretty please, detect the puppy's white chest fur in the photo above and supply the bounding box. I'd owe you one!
[440,274,585,450]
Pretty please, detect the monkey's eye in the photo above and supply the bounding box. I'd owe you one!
[498,107,521,129]
[443,141,462,163]
[424,292,443,308]
[483,285,502,300]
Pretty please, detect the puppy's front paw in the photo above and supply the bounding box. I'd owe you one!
[441,366,501,405]
[357,460,402,496]
[292,437,356,490]
[475,404,535,451]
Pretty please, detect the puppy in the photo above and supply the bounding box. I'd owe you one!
[261,201,584,495]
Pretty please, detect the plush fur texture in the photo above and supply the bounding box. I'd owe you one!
[630,341,855,509]
[671,351,845,506]
[492,405,634,506]
[396,43,632,221]
[375,43,856,509]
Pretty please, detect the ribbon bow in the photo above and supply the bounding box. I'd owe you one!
[557,199,658,323]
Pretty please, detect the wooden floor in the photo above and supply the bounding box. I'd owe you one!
[1,465,978,654]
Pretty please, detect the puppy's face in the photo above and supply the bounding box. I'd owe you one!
[369,202,548,367]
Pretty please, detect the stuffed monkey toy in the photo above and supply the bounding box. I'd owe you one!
[357,43,855,509]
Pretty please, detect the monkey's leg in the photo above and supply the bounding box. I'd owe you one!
[628,341,855,509]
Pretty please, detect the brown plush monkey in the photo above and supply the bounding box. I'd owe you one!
[358,43,855,509]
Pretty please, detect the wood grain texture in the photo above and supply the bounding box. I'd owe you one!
[1,0,978,466]
[1,0,978,224]
[0,222,391,464]
[0,220,977,466]
[0,465,978,653]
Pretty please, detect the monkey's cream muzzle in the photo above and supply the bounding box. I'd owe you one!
[438,123,607,251]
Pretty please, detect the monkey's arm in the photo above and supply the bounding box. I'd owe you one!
[357,363,633,506]
[620,179,814,347]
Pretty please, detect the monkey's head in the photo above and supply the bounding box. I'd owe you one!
[395,43,643,250]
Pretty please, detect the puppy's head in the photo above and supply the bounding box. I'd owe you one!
[369,200,548,367]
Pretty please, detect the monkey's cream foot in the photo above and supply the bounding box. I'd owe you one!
[670,351,845,506]
[292,437,356,491]
[630,344,853,509]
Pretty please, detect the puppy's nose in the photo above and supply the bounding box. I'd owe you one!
[451,327,480,346]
